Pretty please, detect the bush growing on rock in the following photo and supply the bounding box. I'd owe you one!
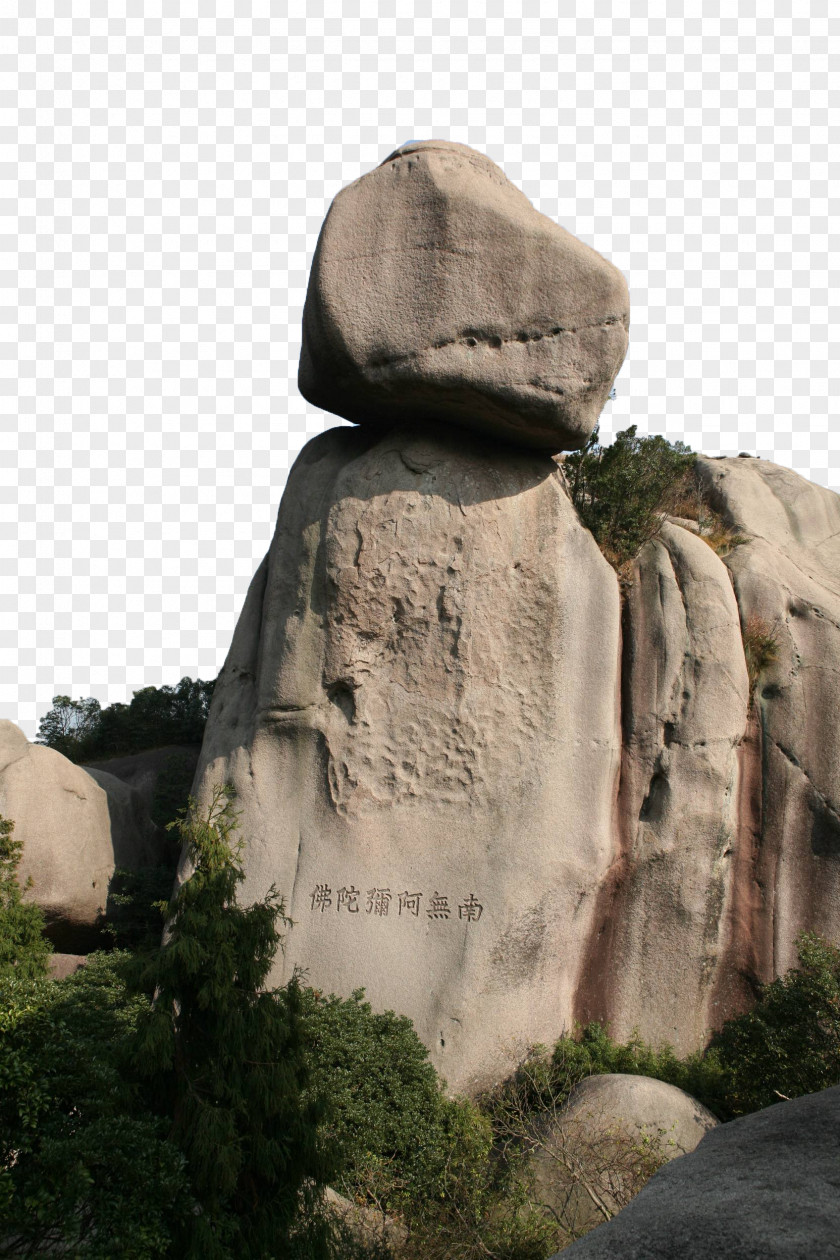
[564,424,696,570]
[740,612,780,695]
[0,813,51,982]
[299,987,491,1217]
[709,931,840,1116]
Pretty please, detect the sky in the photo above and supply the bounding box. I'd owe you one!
[2,2,837,738]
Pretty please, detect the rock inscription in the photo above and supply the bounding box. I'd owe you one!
[310,883,484,921]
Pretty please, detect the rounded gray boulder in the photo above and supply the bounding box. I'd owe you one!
[560,1073,719,1157]
[299,140,629,453]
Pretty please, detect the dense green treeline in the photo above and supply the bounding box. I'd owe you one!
[35,675,216,764]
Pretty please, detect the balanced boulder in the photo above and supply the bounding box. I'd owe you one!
[0,720,165,952]
[299,140,629,453]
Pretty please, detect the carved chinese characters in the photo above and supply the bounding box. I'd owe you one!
[310,883,484,922]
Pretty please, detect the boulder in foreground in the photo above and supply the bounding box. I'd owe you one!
[553,1085,840,1258]
[299,140,629,452]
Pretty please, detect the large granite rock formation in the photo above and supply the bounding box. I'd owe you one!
[191,145,840,1089]
[552,1085,840,1259]
[0,720,164,952]
[576,456,840,1053]
[190,423,622,1092]
[194,440,840,1087]
[299,140,629,453]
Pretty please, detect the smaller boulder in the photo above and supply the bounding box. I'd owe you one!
[82,743,201,828]
[0,721,166,952]
[48,953,87,980]
[560,1074,719,1157]
[530,1074,718,1237]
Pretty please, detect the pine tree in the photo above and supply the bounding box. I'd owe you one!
[131,784,333,1259]
[0,813,51,981]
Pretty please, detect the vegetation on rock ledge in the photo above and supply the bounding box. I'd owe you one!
[565,425,696,570]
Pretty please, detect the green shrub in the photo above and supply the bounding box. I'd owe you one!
[564,425,696,570]
[0,955,190,1259]
[0,813,51,983]
[299,988,491,1217]
[710,932,840,1116]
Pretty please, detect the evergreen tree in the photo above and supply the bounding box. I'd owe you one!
[0,813,50,982]
[131,785,333,1259]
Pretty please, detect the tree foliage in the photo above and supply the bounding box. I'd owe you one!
[0,813,51,983]
[131,784,334,1259]
[1,788,335,1259]
[709,932,840,1116]
[36,676,216,763]
[0,956,190,1259]
[564,425,696,569]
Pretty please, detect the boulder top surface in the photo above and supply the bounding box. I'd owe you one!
[299,139,629,454]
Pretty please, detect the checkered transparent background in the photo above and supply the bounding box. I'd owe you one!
[2,4,837,737]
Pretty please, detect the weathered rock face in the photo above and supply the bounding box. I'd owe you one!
[697,456,840,983]
[576,456,840,1053]
[0,721,164,952]
[299,140,629,453]
[553,1085,840,1259]
[191,423,622,1092]
[577,520,751,1052]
